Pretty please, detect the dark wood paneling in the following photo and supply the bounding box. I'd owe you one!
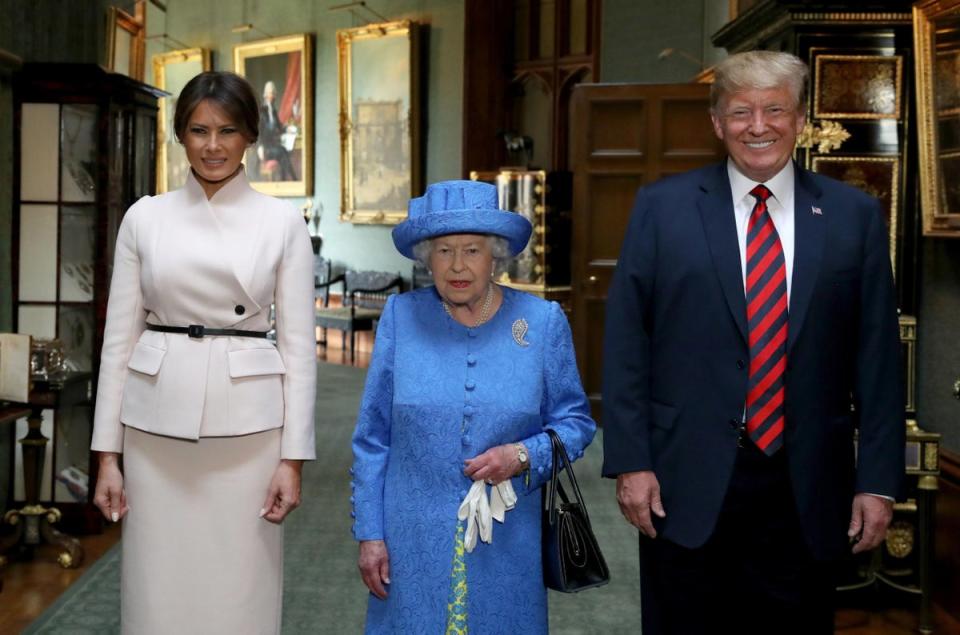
[569,83,724,421]
[461,0,514,175]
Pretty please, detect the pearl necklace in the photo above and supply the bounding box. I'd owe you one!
[443,283,495,327]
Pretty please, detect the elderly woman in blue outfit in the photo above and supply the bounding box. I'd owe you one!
[351,180,596,634]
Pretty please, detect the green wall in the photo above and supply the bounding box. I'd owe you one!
[600,0,727,82]
[156,0,465,278]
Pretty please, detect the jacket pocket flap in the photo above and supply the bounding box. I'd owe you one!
[650,400,679,430]
[228,347,286,378]
[127,342,166,376]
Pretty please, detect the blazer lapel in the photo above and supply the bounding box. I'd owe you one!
[787,166,825,353]
[698,163,748,344]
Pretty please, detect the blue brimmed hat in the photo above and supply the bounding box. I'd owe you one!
[391,180,533,259]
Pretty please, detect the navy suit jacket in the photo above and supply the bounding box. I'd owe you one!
[601,161,904,560]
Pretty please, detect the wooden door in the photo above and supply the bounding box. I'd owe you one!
[569,83,725,420]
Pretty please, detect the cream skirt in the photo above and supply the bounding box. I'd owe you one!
[120,426,283,635]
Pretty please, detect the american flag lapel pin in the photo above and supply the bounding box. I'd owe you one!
[811,205,822,215]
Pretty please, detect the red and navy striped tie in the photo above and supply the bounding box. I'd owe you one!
[745,184,787,455]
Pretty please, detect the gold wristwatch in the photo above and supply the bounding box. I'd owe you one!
[515,443,530,472]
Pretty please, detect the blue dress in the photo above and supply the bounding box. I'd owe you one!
[351,285,596,634]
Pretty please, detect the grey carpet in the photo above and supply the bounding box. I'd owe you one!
[26,362,642,633]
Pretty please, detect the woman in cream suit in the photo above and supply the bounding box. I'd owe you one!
[90,71,316,634]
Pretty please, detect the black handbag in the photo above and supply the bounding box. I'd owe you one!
[542,428,610,592]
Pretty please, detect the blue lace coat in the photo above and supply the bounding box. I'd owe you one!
[351,286,596,634]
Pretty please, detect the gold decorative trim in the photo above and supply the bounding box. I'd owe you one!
[811,156,899,273]
[814,54,903,120]
[793,13,912,23]
[924,442,940,472]
[900,315,917,413]
[796,120,851,154]
[884,521,914,559]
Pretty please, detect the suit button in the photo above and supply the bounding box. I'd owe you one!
[235,305,245,315]
[736,359,745,369]
[729,419,739,429]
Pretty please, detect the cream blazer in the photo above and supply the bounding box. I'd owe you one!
[91,170,317,460]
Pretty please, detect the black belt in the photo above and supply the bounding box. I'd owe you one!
[145,324,269,339]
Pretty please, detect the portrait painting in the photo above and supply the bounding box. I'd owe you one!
[153,48,211,193]
[338,21,420,224]
[814,55,902,119]
[234,34,314,197]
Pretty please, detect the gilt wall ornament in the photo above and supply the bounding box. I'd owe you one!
[795,120,851,154]
[884,520,914,559]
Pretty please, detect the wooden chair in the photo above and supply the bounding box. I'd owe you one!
[315,270,403,361]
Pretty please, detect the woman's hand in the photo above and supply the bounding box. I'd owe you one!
[93,452,129,523]
[358,540,391,600]
[260,459,302,523]
[463,444,522,484]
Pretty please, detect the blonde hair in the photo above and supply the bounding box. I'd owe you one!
[710,50,808,114]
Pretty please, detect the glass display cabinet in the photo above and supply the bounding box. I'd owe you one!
[8,63,163,534]
[469,169,572,307]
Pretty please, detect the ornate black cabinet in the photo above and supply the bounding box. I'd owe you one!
[8,63,163,533]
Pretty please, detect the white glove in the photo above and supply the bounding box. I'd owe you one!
[489,480,517,523]
[457,480,492,553]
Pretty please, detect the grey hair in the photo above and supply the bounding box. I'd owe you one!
[411,235,511,268]
[710,50,809,114]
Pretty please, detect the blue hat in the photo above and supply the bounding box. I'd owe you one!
[392,180,533,259]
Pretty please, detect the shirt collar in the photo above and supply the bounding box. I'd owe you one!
[726,159,794,208]
[185,165,251,204]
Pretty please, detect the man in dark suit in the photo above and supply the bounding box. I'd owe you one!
[602,50,904,634]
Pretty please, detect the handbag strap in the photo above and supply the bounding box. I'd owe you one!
[544,429,592,526]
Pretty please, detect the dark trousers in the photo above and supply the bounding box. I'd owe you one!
[639,441,838,635]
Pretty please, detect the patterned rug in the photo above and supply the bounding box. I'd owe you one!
[25,362,641,633]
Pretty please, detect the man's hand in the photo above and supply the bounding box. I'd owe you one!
[848,493,893,554]
[616,470,666,537]
[358,540,391,600]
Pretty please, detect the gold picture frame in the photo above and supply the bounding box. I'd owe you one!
[811,156,899,275]
[153,48,211,193]
[814,54,902,120]
[234,34,314,197]
[915,0,960,236]
[105,2,146,81]
[337,21,421,224]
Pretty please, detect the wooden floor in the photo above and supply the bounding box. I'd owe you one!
[0,522,121,634]
[1,344,958,634]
